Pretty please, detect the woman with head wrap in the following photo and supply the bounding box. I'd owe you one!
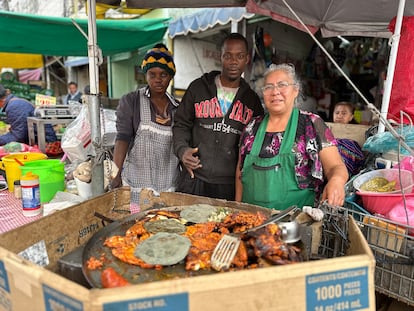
[111,43,179,212]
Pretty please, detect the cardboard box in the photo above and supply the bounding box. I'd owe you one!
[326,122,370,147]
[0,189,376,311]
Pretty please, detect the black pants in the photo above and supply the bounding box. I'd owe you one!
[177,170,235,201]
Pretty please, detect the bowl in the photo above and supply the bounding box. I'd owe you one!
[353,169,414,194]
[356,191,414,215]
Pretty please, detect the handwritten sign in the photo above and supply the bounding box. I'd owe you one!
[35,94,56,107]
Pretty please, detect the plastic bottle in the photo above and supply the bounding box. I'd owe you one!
[20,172,42,217]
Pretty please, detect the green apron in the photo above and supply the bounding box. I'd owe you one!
[242,108,315,210]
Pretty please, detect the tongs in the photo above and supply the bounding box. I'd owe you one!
[211,205,300,271]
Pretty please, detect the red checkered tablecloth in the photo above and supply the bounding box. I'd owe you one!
[0,190,41,234]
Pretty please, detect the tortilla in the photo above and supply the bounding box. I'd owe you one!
[134,232,191,266]
[180,204,218,223]
[143,219,186,234]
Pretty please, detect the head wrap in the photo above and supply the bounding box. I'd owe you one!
[141,44,176,77]
[0,84,6,98]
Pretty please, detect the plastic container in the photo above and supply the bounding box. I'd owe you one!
[353,169,414,194]
[13,180,21,199]
[0,152,47,192]
[20,159,65,203]
[21,172,41,217]
[353,169,414,215]
[386,197,414,235]
[74,177,92,200]
[355,191,414,215]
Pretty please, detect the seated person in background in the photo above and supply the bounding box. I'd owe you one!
[333,101,365,176]
[0,84,57,146]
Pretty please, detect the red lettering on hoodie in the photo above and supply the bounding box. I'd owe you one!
[195,98,223,118]
[229,100,254,125]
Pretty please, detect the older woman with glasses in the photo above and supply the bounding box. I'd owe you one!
[235,63,348,210]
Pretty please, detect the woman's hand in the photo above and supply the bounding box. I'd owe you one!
[320,146,349,207]
[321,177,346,206]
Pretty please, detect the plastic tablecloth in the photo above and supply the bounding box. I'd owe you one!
[0,190,41,234]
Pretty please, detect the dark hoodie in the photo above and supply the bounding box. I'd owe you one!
[173,71,264,184]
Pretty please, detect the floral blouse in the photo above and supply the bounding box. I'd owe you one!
[239,110,337,200]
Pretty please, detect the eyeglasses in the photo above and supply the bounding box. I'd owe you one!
[262,81,296,94]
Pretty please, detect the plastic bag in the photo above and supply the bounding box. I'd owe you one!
[61,104,93,162]
[392,155,414,171]
[61,105,116,162]
[386,197,414,235]
[362,125,414,155]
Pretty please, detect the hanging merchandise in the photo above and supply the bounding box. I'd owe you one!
[250,26,267,98]
[262,32,274,66]
[388,16,414,123]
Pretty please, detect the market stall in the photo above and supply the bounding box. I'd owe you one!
[0,189,376,310]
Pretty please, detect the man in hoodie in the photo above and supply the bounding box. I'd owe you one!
[173,33,264,201]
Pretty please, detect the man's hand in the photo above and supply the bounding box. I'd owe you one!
[110,174,122,190]
[181,147,202,178]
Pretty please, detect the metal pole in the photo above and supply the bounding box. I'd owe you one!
[87,0,104,196]
[378,0,406,133]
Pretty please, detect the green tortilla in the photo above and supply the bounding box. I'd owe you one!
[134,232,191,266]
[143,219,186,234]
[180,204,218,223]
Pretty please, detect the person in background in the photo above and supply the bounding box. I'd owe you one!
[173,33,264,201]
[0,87,10,108]
[333,101,357,124]
[0,84,57,145]
[235,64,348,210]
[111,44,179,213]
[84,85,91,95]
[64,81,82,105]
[296,81,317,113]
[333,101,365,176]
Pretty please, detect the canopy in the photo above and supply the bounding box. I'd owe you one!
[245,0,414,38]
[0,10,169,56]
[168,7,254,38]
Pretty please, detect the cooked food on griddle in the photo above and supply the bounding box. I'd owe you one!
[184,222,222,271]
[94,205,303,280]
[134,232,191,266]
[143,218,186,234]
[246,224,302,265]
[86,256,104,270]
[180,204,218,223]
[101,267,130,288]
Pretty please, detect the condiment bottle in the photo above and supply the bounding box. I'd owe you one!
[21,172,42,217]
[14,180,21,199]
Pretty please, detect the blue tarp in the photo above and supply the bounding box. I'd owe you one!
[168,7,254,38]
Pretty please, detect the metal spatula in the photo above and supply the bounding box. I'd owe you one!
[211,205,299,271]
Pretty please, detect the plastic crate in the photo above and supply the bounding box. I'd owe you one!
[341,202,414,306]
